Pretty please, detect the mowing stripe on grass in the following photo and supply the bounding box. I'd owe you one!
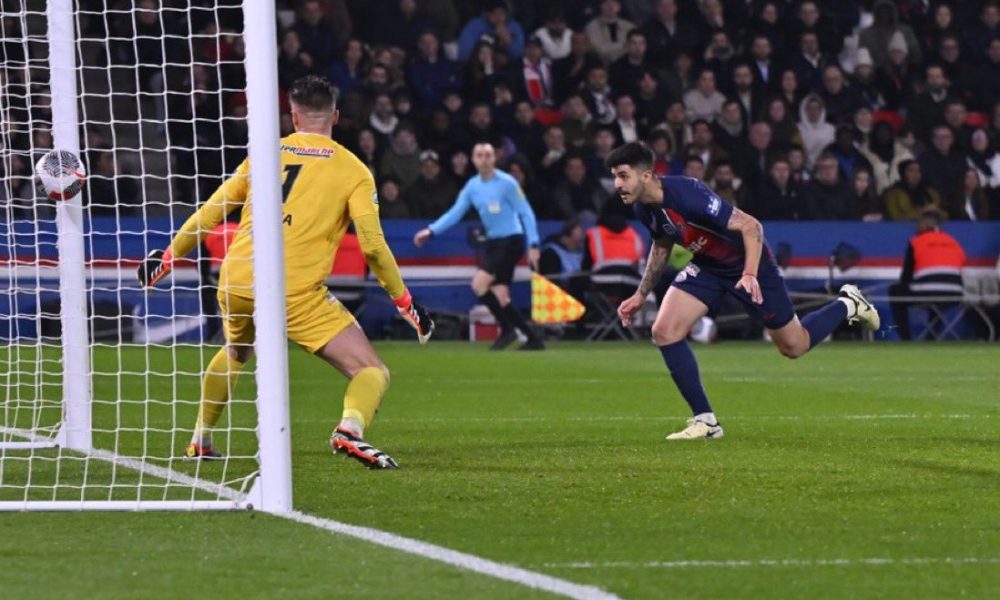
[543,557,1000,569]
[3,429,621,599]
[288,511,622,600]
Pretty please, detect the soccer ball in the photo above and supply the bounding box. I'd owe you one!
[35,149,86,201]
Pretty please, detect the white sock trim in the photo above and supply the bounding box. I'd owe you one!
[837,296,856,319]
[694,412,717,426]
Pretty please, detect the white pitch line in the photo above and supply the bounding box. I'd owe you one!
[377,414,987,424]
[1,428,621,599]
[543,557,1000,570]
[288,511,622,600]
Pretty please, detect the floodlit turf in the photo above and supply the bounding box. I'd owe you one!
[2,341,1000,598]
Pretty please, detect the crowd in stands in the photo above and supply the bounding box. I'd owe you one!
[5,0,1000,224]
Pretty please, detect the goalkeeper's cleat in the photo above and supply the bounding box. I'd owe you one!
[394,290,434,344]
[665,418,724,440]
[518,337,546,351]
[137,249,173,288]
[184,442,223,460]
[330,427,399,469]
[489,329,518,351]
[839,284,880,330]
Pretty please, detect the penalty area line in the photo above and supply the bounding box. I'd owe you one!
[541,557,1000,570]
[283,510,623,600]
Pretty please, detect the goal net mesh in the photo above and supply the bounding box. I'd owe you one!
[1,0,260,506]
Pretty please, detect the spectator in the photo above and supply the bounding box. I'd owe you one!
[648,129,682,176]
[684,119,727,178]
[788,31,831,95]
[355,128,382,174]
[937,35,970,103]
[819,65,864,125]
[888,208,966,340]
[921,3,958,57]
[581,65,617,125]
[730,62,762,126]
[907,64,953,142]
[368,93,398,138]
[586,126,619,193]
[448,149,473,182]
[682,154,706,180]
[379,124,421,190]
[748,1,787,59]
[377,177,410,219]
[851,49,883,110]
[511,35,555,109]
[404,150,458,219]
[964,1,1000,64]
[875,32,916,111]
[859,121,914,195]
[761,97,802,152]
[709,160,744,209]
[853,167,884,222]
[86,151,139,216]
[859,0,922,69]
[457,0,526,61]
[506,154,553,219]
[584,0,636,64]
[683,68,725,123]
[371,0,427,54]
[967,129,1000,194]
[972,39,1000,113]
[802,152,858,220]
[702,30,737,84]
[508,100,545,161]
[561,94,596,149]
[825,124,872,182]
[711,100,746,152]
[734,121,774,193]
[755,156,802,219]
[853,106,874,146]
[884,159,942,220]
[789,1,843,56]
[658,100,690,154]
[539,217,586,294]
[943,100,972,151]
[462,39,502,105]
[552,31,602,102]
[797,94,835,168]
[328,38,367,100]
[407,31,459,113]
[612,94,643,144]
[633,70,669,133]
[277,29,314,92]
[950,167,991,221]
[422,108,455,157]
[294,0,341,68]
[552,154,602,218]
[641,0,699,66]
[788,145,811,185]
[610,29,650,96]
[539,125,568,185]
[461,102,503,149]
[748,34,778,91]
[534,9,572,60]
[778,68,804,109]
[920,125,966,199]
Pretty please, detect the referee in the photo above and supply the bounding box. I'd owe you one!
[414,142,544,351]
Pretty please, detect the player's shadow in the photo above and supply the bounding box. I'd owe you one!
[889,458,1000,483]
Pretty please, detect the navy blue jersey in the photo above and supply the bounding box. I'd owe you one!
[634,176,760,276]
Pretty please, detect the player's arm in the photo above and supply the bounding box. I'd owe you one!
[618,237,674,326]
[350,176,434,343]
[413,184,472,247]
[510,180,541,269]
[137,159,249,287]
[726,207,764,304]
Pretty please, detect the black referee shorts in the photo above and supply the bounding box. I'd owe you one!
[479,234,525,285]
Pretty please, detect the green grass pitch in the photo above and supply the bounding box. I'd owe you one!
[2,341,999,599]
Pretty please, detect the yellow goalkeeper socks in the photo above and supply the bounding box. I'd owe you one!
[192,349,244,448]
[340,366,389,438]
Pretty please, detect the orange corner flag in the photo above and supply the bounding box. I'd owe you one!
[531,273,586,323]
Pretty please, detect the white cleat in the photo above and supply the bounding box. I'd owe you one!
[665,418,724,440]
[839,284,881,330]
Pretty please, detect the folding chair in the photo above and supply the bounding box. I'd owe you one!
[585,265,642,341]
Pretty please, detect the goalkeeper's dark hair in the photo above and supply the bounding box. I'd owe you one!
[288,75,337,112]
[604,141,654,171]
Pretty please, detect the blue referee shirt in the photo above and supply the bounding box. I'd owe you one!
[427,169,540,246]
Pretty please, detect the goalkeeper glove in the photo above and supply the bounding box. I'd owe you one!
[137,249,173,288]
[394,289,434,344]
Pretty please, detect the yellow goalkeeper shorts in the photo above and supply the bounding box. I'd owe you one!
[218,288,357,353]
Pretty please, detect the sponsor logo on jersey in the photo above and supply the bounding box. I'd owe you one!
[687,235,709,253]
[280,145,334,158]
[487,201,502,214]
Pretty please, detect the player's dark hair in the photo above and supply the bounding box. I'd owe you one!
[604,141,654,171]
[288,75,336,112]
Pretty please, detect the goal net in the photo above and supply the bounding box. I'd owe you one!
[0,0,290,510]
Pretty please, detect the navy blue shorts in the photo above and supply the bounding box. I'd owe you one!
[671,260,795,329]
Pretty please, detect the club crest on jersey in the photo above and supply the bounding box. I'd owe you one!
[280,145,334,158]
[707,196,721,216]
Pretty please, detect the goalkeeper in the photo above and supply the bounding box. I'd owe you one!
[139,75,432,469]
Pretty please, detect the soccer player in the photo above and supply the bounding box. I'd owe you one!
[607,142,880,439]
[413,143,545,351]
[138,76,433,469]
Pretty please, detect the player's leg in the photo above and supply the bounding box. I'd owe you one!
[491,236,544,350]
[472,268,516,350]
[491,282,545,350]
[291,292,397,469]
[651,281,724,440]
[187,293,254,459]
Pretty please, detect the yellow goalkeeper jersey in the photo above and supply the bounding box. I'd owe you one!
[167,131,405,300]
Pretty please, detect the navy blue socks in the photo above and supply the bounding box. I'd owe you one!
[658,340,713,416]
[802,300,849,349]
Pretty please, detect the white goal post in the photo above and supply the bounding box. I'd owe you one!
[0,1,291,512]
